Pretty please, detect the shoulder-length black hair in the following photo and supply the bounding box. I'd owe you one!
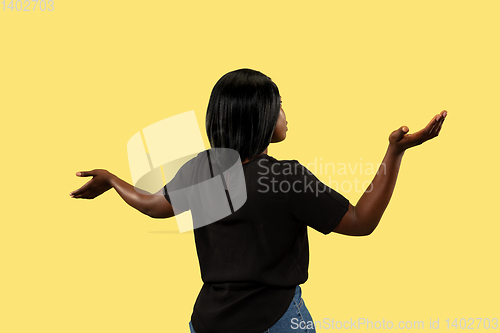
[205,68,281,162]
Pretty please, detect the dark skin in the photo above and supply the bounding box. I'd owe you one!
[70,108,447,236]
[334,110,447,236]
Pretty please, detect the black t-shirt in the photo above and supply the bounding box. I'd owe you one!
[163,152,349,333]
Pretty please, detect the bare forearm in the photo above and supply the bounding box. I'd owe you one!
[109,174,151,215]
[353,145,404,234]
[71,169,173,218]
[334,112,447,237]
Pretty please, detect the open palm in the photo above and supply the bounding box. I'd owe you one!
[389,110,447,153]
[70,169,113,199]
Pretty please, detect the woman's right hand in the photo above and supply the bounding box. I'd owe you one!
[70,169,114,199]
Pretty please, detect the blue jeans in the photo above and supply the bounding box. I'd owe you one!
[189,285,316,333]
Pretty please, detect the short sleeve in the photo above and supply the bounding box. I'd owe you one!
[162,186,173,204]
[162,163,191,214]
[286,161,349,235]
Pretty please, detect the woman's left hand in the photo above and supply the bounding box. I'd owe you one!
[388,110,447,154]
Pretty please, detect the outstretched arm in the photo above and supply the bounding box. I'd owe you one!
[333,110,447,236]
[70,170,174,219]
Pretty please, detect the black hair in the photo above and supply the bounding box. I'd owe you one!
[205,68,281,162]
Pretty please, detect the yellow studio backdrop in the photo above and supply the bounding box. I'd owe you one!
[1,0,498,332]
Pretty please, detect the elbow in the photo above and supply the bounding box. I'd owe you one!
[143,206,175,219]
[361,228,375,236]
[142,208,154,218]
[352,228,374,236]
[141,204,157,218]
[144,208,163,219]
[334,205,379,237]
[355,220,379,236]
[148,212,167,219]
[352,209,378,236]
[145,210,156,218]
[364,220,381,236]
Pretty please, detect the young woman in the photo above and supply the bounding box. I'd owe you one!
[70,69,447,333]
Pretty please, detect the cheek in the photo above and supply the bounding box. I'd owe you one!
[279,118,286,131]
[279,111,285,123]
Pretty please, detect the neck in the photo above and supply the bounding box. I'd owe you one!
[242,147,269,164]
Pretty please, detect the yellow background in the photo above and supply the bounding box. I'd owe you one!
[1,0,498,332]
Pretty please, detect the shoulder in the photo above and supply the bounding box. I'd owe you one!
[166,151,211,190]
[178,151,212,172]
